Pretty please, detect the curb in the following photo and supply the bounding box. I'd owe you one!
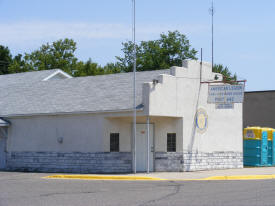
[202,174,275,180]
[43,175,165,181]
[43,174,275,181]
[175,174,275,181]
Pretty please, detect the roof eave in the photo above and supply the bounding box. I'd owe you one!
[0,107,144,118]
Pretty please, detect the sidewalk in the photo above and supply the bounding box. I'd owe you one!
[127,167,275,180]
[44,167,275,181]
[129,167,275,179]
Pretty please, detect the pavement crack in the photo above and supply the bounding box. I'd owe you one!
[40,191,98,197]
[138,182,182,206]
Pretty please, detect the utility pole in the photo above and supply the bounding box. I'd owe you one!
[132,0,137,174]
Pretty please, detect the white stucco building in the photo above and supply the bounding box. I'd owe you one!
[0,61,243,173]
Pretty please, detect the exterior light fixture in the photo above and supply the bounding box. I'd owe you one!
[57,137,63,144]
[153,79,159,85]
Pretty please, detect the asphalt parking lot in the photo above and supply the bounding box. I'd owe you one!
[1,171,275,206]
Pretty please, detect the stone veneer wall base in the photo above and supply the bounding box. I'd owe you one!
[6,152,132,173]
[155,151,243,172]
[6,151,243,173]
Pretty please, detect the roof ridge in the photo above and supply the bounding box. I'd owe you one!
[69,68,171,81]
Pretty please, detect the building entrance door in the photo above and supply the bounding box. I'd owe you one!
[136,124,154,172]
[0,128,7,169]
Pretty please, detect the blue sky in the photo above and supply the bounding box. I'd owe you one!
[0,0,274,91]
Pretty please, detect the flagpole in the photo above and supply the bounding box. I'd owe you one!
[132,0,137,174]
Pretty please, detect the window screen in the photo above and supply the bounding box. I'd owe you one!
[110,133,119,152]
[167,133,176,152]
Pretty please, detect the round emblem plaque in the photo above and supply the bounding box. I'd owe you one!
[195,108,208,133]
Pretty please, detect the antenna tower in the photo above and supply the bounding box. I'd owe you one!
[209,0,215,71]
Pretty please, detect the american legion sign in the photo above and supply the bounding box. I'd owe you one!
[207,85,245,110]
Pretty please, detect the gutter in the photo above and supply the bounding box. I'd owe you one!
[0,106,144,118]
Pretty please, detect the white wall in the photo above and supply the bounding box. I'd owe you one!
[6,112,142,153]
[152,117,183,152]
[7,114,105,152]
[103,117,132,152]
[103,116,183,153]
[143,60,242,153]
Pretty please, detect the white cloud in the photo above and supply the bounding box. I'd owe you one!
[0,21,209,63]
[0,21,208,45]
[0,22,130,42]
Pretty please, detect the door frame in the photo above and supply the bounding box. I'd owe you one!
[0,127,7,169]
[132,123,155,172]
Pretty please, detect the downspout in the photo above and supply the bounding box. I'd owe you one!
[0,124,9,170]
[146,116,150,173]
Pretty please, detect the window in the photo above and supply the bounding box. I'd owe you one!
[110,133,119,152]
[167,133,176,152]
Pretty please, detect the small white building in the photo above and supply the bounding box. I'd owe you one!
[0,61,243,173]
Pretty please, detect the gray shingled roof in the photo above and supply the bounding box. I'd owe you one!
[0,69,170,116]
[0,69,61,87]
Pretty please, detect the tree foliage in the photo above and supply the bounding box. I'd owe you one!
[213,64,237,81]
[74,59,105,77]
[116,30,198,72]
[8,54,29,74]
[23,38,78,75]
[103,63,122,74]
[0,31,237,81]
[0,46,12,75]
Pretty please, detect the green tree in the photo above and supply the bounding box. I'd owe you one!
[103,62,122,74]
[8,54,30,74]
[213,64,237,81]
[24,38,78,75]
[0,45,12,75]
[74,59,105,77]
[1,34,237,80]
[116,30,198,72]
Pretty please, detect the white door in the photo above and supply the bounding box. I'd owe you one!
[136,124,154,172]
[0,128,7,169]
